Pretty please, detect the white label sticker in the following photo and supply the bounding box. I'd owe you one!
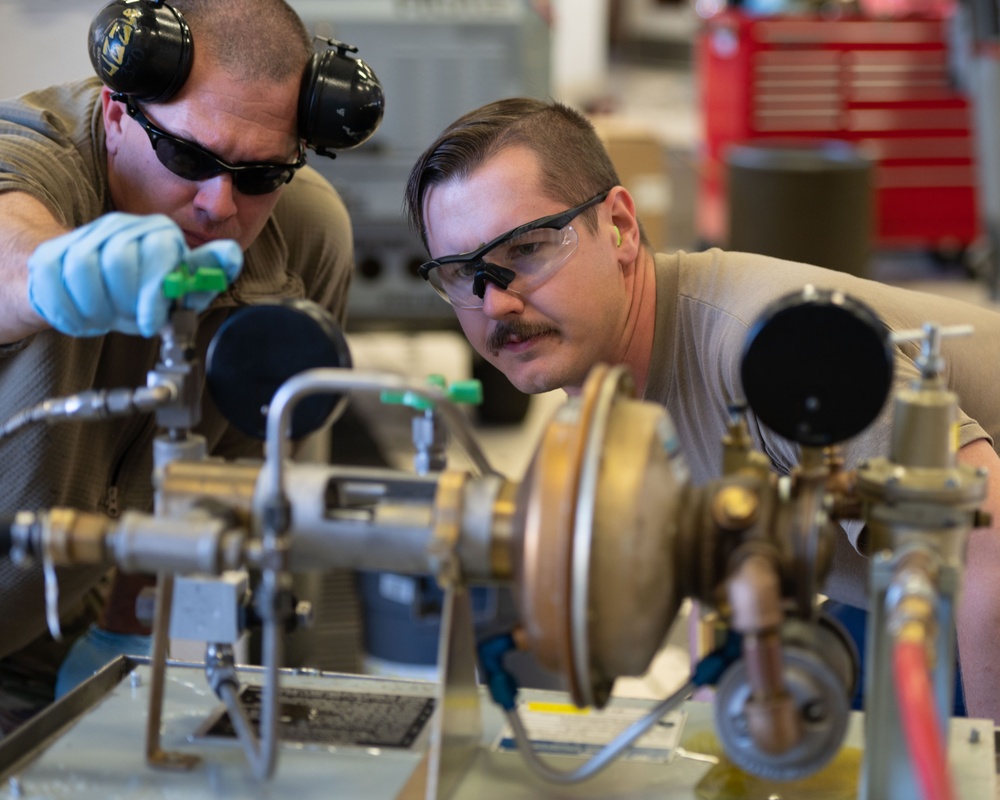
[492,701,686,763]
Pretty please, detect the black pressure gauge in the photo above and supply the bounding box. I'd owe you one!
[206,299,352,441]
[740,287,893,447]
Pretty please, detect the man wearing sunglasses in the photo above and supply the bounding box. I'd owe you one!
[405,97,1000,726]
[0,0,355,734]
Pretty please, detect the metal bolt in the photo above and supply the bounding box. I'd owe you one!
[969,727,981,745]
[712,486,759,530]
[730,712,749,737]
[803,699,826,723]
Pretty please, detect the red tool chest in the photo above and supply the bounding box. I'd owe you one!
[696,9,980,255]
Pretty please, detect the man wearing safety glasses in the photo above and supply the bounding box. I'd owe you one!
[405,97,1000,726]
[0,0,372,735]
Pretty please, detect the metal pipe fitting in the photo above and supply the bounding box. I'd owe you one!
[726,552,803,755]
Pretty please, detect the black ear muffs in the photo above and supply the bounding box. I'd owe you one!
[88,2,384,156]
[89,0,193,105]
[299,39,385,157]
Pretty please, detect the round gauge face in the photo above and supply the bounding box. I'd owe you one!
[206,299,352,441]
[741,287,893,447]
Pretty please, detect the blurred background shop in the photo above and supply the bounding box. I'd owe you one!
[2,0,999,688]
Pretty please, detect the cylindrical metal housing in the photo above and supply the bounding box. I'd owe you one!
[890,385,959,468]
[110,511,238,575]
[278,463,510,582]
[280,463,438,574]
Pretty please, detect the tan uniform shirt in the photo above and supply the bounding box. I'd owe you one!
[644,248,1000,552]
[0,79,355,703]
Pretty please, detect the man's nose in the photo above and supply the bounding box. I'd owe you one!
[194,174,238,221]
[480,280,524,319]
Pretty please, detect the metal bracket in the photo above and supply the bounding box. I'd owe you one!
[397,583,482,800]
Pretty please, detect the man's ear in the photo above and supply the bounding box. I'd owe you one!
[102,87,127,155]
[609,186,641,264]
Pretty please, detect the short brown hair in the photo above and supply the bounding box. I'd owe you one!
[171,0,313,84]
[404,98,623,249]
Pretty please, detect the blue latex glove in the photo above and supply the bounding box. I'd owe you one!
[28,212,243,337]
[54,624,153,699]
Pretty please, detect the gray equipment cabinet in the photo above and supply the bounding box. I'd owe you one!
[290,1,553,330]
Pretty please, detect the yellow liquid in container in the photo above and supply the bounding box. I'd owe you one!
[682,730,861,800]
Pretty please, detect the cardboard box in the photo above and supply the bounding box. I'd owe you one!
[589,115,671,252]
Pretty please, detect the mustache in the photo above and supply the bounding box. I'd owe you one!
[486,320,555,356]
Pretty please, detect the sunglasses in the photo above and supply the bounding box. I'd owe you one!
[122,98,306,196]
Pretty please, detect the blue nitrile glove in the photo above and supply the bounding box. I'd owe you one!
[54,624,153,698]
[28,212,242,337]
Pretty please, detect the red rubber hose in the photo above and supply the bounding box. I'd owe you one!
[892,638,956,800]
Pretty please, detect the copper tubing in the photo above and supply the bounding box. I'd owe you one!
[741,631,802,754]
[727,552,803,755]
[727,551,783,632]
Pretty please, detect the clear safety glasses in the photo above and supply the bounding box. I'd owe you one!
[418,190,610,309]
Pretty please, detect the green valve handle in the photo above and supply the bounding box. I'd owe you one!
[162,265,229,300]
[447,380,483,406]
[381,374,483,411]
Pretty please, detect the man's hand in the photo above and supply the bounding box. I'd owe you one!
[27,212,242,337]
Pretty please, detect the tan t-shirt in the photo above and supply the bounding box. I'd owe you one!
[644,248,1000,551]
[0,79,355,659]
